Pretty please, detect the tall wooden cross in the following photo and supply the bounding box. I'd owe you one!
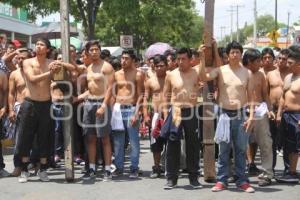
[202,0,216,182]
[59,0,74,182]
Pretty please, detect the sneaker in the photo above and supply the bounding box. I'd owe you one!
[38,170,50,182]
[164,179,177,190]
[103,170,112,182]
[54,155,61,163]
[112,168,123,177]
[211,182,226,192]
[18,171,30,183]
[129,170,139,179]
[150,166,161,179]
[238,183,255,193]
[258,177,272,186]
[248,163,260,175]
[10,167,22,177]
[189,178,203,189]
[74,157,84,165]
[0,168,10,177]
[276,172,299,183]
[82,169,96,180]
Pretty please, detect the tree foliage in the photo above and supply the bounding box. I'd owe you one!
[220,14,286,46]
[3,0,204,49]
[95,0,204,50]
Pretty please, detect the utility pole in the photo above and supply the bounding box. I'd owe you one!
[253,0,257,48]
[220,26,226,42]
[203,0,216,182]
[235,5,244,42]
[227,6,235,42]
[286,11,291,47]
[59,0,74,182]
[275,0,278,30]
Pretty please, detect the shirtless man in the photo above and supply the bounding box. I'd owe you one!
[204,41,255,193]
[8,49,31,176]
[112,49,144,178]
[162,47,205,189]
[242,48,273,186]
[143,55,167,178]
[266,49,291,171]
[0,63,9,178]
[276,46,300,183]
[16,38,73,183]
[164,50,177,71]
[78,41,114,181]
[261,47,276,76]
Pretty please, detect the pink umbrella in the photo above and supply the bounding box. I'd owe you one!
[145,42,173,59]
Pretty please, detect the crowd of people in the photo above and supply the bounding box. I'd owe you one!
[0,33,299,194]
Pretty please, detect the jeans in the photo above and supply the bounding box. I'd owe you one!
[53,103,64,156]
[0,140,4,169]
[113,105,140,171]
[216,109,249,186]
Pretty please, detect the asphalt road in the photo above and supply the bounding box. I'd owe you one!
[1,139,300,200]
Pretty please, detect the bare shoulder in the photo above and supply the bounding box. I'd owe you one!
[136,69,145,81]
[22,57,35,67]
[102,61,114,73]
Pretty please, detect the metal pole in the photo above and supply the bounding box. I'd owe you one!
[236,5,239,42]
[60,0,74,182]
[286,12,290,48]
[253,0,257,48]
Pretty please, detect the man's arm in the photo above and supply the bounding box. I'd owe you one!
[23,59,52,83]
[162,73,171,119]
[0,72,8,118]
[96,64,115,117]
[143,79,151,124]
[134,71,145,117]
[8,72,16,121]
[245,72,255,133]
[261,73,275,118]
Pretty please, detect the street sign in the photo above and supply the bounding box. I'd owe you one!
[120,35,133,48]
[267,30,280,41]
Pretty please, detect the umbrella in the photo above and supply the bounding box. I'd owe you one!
[145,42,173,59]
[32,22,79,42]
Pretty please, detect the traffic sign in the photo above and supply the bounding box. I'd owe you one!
[120,35,133,48]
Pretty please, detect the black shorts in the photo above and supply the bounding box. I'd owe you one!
[281,111,300,153]
[16,98,54,158]
[82,99,112,138]
[150,137,166,153]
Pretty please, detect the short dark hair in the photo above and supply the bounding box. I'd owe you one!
[288,45,300,62]
[218,47,227,58]
[85,40,101,52]
[191,48,200,58]
[279,48,290,56]
[261,47,275,59]
[109,56,121,71]
[164,50,176,61]
[225,41,243,55]
[122,49,136,60]
[176,47,192,58]
[242,48,261,66]
[36,37,51,49]
[153,54,167,66]
[100,49,111,59]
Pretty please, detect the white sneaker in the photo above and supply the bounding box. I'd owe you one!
[0,168,10,177]
[18,171,30,183]
[38,170,50,182]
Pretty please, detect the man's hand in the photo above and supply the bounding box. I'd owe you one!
[96,106,105,118]
[8,110,16,122]
[276,114,281,125]
[49,61,62,74]
[130,115,138,126]
[244,117,254,134]
[0,107,6,119]
[144,114,151,126]
[268,111,276,120]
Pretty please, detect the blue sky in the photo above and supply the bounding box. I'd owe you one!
[194,0,300,40]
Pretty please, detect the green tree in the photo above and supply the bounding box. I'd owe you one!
[2,0,102,40]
